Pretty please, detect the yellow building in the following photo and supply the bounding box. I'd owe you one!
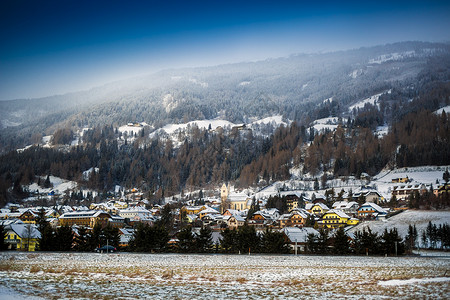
[19,210,37,224]
[181,205,207,215]
[319,210,358,229]
[306,203,330,216]
[59,210,113,228]
[5,224,41,251]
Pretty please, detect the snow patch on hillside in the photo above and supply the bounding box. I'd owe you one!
[375,125,389,137]
[251,115,287,126]
[310,117,340,132]
[434,105,450,114]
[349,90,391,112]
[26,176,78,196]
[118,122,148,139]
[83,167,99,181]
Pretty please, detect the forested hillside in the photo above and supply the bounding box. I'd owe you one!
[1,42,449,151]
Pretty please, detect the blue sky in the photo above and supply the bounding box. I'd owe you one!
[0,0,449,100]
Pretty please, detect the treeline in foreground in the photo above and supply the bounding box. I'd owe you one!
[2,211,448,254]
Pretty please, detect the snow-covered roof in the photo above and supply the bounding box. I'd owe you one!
[282,227,318,243]
[359,202,387,214]
[119,207,150,214]
[60,210,110,219]
[7,224,41,239]
[332,201,359,210]
[200,206,220,214]
[325,209,351,219]
[229,214,246,222]
[308,203,329,210]
[228,192,250,201]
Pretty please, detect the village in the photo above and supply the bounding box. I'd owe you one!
[1,168,449,254]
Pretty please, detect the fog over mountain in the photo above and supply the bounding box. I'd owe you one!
[0,41,449,151]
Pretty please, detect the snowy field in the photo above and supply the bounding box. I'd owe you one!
[0,253,449,299]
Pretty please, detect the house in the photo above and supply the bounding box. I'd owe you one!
[278,191,303,211]
[282,227,319,253]
[357,203,388,220]
[434,183,450,197]
[119,228,134,248]
[5,224,41,251]
[200,214,221,227]
[222,209,243,217]
[19,210,38,224]
[248,211,273,229]
[392,176,409,183]
[198,206,220,219]
[113,201,128,210]
[318,210,358,229]
[391,183,428,201]
[278,209,309,228]
[59,210,113,228]
[226,215,245,229]
[108,215,126,228]
[311,193,327,203]
[90,203,117,214]
[180,205,207,216]
[118,207,152,220]
[306,203,329,216]
[45,208,60,219]
[353,188,384,204]
[332,201,359,216]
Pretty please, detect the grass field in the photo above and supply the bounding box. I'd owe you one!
[0,252,449,299]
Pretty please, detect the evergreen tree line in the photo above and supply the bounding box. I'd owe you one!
[420,221,450,250]
[128,223,290,254]
[306,227,406,256]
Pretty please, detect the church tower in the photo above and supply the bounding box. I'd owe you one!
[220,183,230,213]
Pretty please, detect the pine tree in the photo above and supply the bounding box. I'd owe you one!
[74,226,90,251]
[237,224,260,254]
[317,228,330,254]
[261,228,289,254]
[195,226,213,253]
[405,224,418,252]
[103,224,120,248]
[306,232,318,253]
[44,175,51,189]
[177,226,195,253]
[443,168,450,184]
[0,225,7,250]
[333,227,350,255]
[220,228,238,253]
[56,225,74,251]
[380,228,404,256]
